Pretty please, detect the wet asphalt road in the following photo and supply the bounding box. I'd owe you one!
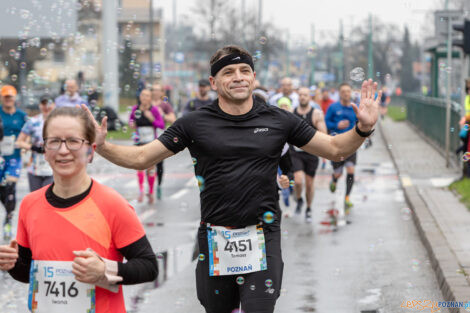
[0,126,449,313]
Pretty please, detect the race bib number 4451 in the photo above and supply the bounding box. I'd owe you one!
[207,225,267,276]
[28,260,95,313]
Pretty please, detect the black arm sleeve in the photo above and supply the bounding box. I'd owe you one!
[8,244,32,283]
[117,235,158,285]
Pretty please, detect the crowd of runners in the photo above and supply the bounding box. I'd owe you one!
[0,45,382,313]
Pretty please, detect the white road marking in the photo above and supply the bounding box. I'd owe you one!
[400,175,413,187]
[170,189,189,199]
[138,209,156,222]
[430,177,455,187]
[125,180,137,188]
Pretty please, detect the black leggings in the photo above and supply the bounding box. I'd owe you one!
[0,182,16,220]
[196,225,283,313]
[156,161,164,186]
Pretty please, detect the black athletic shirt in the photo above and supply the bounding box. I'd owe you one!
[292,107,318,155]
[158,96,316,227]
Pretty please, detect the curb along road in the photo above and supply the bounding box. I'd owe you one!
[378,120,470,313]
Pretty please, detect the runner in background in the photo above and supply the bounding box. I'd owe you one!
[291,87,328,222]
[379,86,390,120]
[277,97,294,208]
[319,88,335,169]
[0,85,27,241]
[151,83,176,199]
[130,89,165,204]
[0,107,158,313]
[269,77,300,108]
[325,83,360,214]
[183,79,213,115]
[15,95,55,192]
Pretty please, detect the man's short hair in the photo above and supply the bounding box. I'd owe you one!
[338,82,352,90]
[209,45,253,67]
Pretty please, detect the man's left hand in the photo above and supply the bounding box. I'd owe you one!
[351,79,381,132]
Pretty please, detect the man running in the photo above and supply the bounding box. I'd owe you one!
[0,85,27,240]
[86,45,379,313]
[325,82,362,214]
[54,79,87,108]
[269,77,300,108]
[292,87,327,223]
[183,79,213,115]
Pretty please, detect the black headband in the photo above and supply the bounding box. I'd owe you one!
[210,53,254,77]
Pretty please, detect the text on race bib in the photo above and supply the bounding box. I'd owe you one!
[207,225,267,276]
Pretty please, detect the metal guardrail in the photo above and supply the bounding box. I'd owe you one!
[396,94,461,157]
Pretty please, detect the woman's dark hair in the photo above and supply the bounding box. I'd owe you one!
[43,107,96,144]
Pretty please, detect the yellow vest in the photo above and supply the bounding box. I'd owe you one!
[466,95,470,118]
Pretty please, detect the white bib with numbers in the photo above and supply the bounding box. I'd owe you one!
[28,260,95,313]
[137,126,155,144]
[1,135,15,156]
[33,154,52,176]
[207,225,267,276]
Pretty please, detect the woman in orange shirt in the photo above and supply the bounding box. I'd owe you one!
[0,107,157,313]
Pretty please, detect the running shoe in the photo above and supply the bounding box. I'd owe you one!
[305,208,312,223]
[3,222,11,241]
[157,186,162,200]
[138,192,144,203]
[295,198,303,214]
[147,193,155,204]
[329,181,336,193]
[345,198,353,210]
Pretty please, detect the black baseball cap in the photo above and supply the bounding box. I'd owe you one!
[198,79,210,86]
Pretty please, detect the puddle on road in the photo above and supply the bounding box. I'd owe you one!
[126,239,198,313]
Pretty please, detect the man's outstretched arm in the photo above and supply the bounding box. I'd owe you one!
[301,79,380,161]
[82,105,174,170]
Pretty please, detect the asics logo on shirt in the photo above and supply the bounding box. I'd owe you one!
[254,128,269,134]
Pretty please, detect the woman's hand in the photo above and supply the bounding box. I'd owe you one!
[0,240,19,271]
[278,175,290,189]
[143,110,155,122]
[72,248,106,284]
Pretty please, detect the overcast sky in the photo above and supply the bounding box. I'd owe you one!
[155,0,447,44]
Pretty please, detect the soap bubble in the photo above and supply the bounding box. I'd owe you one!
[263,211,274,224]
[350,67,365,82]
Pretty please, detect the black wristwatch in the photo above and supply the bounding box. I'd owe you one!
[355,122,375,137]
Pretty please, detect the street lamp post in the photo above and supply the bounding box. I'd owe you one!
[102,0,119,113]
[149,0,154,83]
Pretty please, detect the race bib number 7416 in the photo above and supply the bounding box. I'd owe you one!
[207,225,267,276]
[28,260,95,313]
